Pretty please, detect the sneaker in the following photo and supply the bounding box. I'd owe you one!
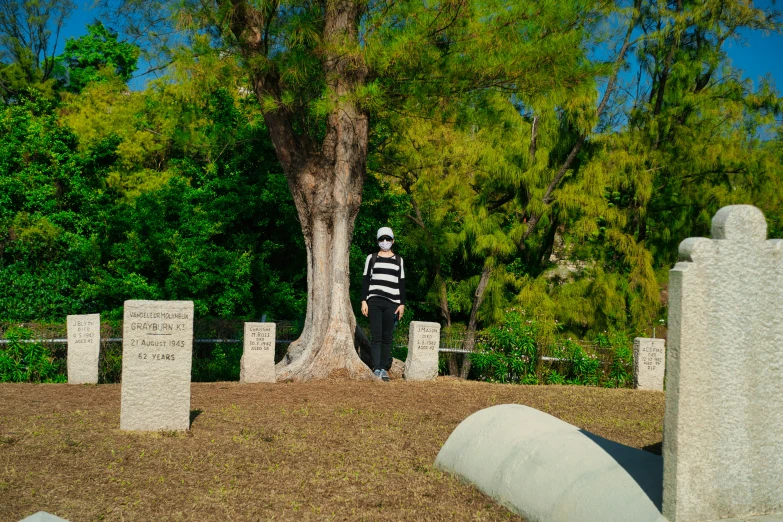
[379,369,390,382]
[373,369,382,379]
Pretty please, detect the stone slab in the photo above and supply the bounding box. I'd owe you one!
[634,338,665,391]
[435,404,667,522]
[404,321,440,381]
[19,512,70,522]
[240,322,276,383]
[120,300,194,431]
[665,205,783,522]
[66,314,100,384]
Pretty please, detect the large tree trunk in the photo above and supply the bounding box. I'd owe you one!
[276,200,371,380]
[236,0,372,380]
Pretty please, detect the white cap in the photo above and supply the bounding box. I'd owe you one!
[376,227,394,239]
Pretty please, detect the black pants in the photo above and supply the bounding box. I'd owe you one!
[368,297,397,371]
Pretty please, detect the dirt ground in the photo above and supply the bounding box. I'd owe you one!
[0,379,664,522]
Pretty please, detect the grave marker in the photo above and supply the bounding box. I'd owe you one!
[665,205,783,521]
[240,322,276,383]
[120,300,194,431]
[404,321,440,381]
[633,338,665,391]
[66,313,100,384]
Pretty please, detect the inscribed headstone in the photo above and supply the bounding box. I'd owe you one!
[404,321,440,381]
[66,314,100,384]
[664,205,783,522]
[120,300,194,431]
[240,322,276,383]
[633,338,665,391]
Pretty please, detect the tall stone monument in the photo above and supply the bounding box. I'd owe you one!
[66,314,100,384]
[633,338,665,391]
[120,300,194,431]
[404,321,440,381]
[665,205,783,521]
[240,322,276,383]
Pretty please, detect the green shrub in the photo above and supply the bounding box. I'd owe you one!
[391,345,408,362]
[544,369,566,385]
[192,343,242,382]
[0,327,66,382]
[99,342,123,384]
[605,344,633,387]
[468,311,635,387]
[469,311,538,383]
[599,331,634,388]
[561,339,601,386]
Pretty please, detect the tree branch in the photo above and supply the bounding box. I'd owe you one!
[519,0,641,247]
[529,115,538,161]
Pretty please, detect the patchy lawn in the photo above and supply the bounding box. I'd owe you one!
[0,379,664,521]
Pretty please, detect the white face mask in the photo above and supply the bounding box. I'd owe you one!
[378,240,393,252]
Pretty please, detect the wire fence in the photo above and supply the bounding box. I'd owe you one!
[0,320,304,383]
[1,320,618,368]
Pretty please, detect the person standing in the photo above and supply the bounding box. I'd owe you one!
[361,227,406,381]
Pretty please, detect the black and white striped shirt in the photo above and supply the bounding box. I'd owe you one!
[361,254,406,305]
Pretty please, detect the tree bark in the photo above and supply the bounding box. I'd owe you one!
[275,196,371,381]
[529,115,539,162]
[277,1,371,381]
[459,264,492,379]
[447,352,460,376]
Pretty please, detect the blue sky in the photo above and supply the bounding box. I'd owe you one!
[724,0,783,89]
[59,1,783,92]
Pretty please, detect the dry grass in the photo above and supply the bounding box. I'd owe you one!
[0,379,664,521]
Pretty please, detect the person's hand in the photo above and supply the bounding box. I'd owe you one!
[361,301,368,317]
[395,305,405,320]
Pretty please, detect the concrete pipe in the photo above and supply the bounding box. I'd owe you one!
[434,404,666,522]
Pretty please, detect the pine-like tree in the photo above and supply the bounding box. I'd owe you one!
[102,0,604,380]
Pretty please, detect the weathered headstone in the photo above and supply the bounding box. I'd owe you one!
[240,322,276,383]
[66,314,100,384]
[665,205,783,521]
[120,300,194,431]
[404,321,440,381]
[633,338,665,391]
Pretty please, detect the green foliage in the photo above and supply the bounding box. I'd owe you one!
[368,0,783,346]
[0,0,74,103]
[596,330,634,388]
[192,343,242,382]
[0,327,65,382]
[469,311,635,386]
[607,343,633,388]
[544,369,566,385]
[438,353,449,376]
[99,343,123,384]
[2,3,783,373]
[543,333,633,387]
[390,345,407,363]
[0,79,309,322]
[55,22,140,93]
[0,93,120,320]
[469,311,539,384]
[557,340,602,386]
